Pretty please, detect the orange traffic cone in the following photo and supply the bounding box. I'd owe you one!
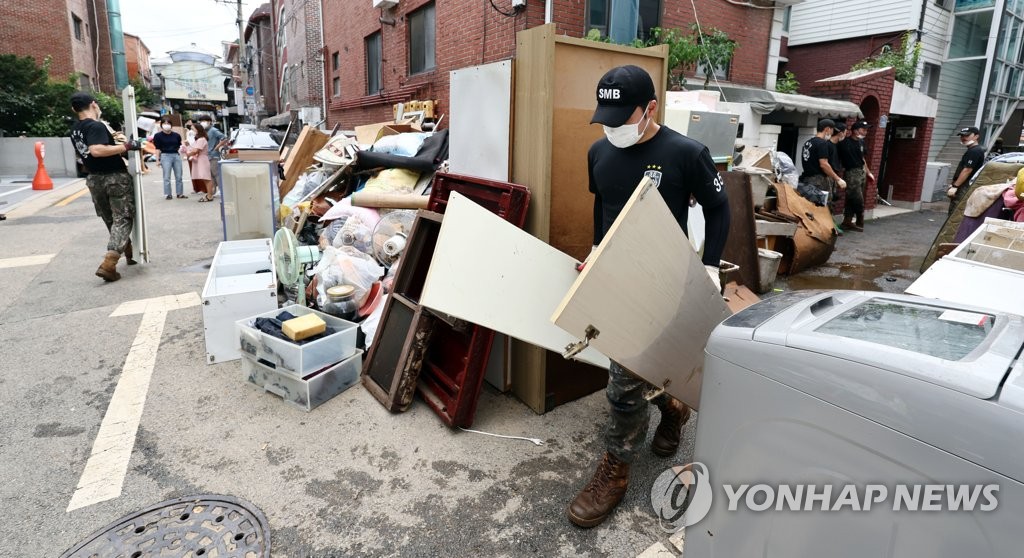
[32,141,53,191]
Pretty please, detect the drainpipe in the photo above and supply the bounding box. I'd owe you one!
[545,0,552,24]
[106,0,128,90]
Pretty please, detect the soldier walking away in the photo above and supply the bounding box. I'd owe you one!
[799,119,846,223]
[947,127,986,216]
[69,92,142,282]
[838,120,876,232]
[567,65,731,529]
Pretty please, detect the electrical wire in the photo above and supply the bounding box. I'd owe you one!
[691,0,728,101]
[489,0,517,17]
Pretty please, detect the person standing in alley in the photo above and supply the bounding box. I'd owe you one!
[947,126,987,215]
[800,119,846,229]
[838,120,876,231]
[566,65,730,529]
[151,118,185,199]
[69,92,141,282]
[183,121,214,202]
[198,115,227,196]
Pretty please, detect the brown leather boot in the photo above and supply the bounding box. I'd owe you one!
[124,240,138,265]
[651,398,692,457]
[95,250,121,282]
[567,452,631,528]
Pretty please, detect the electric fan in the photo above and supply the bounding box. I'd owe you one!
[370,210,416,267]
[273,227,321,305]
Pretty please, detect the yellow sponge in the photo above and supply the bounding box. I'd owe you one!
[282,313,327,341]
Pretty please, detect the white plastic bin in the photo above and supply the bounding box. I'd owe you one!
[236,304,358,377]
[242,350,362,411]
[757,248,783,294]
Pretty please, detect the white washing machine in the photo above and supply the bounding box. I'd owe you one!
[687,290,1024,558]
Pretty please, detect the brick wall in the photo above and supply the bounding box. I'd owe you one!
[661,0,773,88]
[884,115,933,203]
[275,0,323,111]
[785,32,904,87]
[0,0,76,82]
[321,0,774,129]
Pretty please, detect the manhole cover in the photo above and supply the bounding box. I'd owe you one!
[61,494,270,558]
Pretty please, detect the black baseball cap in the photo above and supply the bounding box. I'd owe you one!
[591,65,656,127]
[958,126,981,136]
[816,118,836,131]
[851,120,871,130]
[833,122,847,132]
[70,91,96,112]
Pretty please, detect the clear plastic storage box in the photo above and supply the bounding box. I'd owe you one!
[236,304,358,377]
[242,350,362,411]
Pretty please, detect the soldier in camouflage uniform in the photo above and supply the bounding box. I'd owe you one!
[69,92,142,282]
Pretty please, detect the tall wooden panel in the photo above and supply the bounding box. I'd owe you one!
[510,24,669,413]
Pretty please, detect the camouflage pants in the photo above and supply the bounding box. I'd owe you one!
[606,361,671,463]
[843,167,866,218]
[87,171,135,253]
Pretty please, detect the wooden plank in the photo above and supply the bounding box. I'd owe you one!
[419,192,609,369]
[552,177,731,411]
[721,172,760,292]
[754,220,798,237]
[279,126,329,199]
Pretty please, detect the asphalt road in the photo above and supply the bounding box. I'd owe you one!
[0,171,702,557]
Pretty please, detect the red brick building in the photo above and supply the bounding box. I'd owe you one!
[320,0,776,129]
[273,0,324,116]
[123,33,152,87]
[0,0,115,92]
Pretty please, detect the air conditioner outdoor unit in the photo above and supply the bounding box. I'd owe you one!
[372,0,398,9]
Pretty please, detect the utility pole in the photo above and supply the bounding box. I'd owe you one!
[236,0,248,124]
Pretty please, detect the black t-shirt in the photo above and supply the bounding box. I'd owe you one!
[827,141,842,174]
[800,136,831,178]
[70,118,126,174]
[151,130,182,153]
[588,126,727,243]
[954,144,987,186]
[838,137,865,170]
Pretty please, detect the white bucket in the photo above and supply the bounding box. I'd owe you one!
[757,248,783,294]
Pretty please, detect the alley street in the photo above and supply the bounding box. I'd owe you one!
[0,170,947,557]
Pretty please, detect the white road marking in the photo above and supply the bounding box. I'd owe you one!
[0,254,56,269]
[0,185,32,198]
[66,292,201,512]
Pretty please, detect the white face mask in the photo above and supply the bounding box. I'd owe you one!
[962,136,977,146]
[201,122,210,129]
[161,124,172,131]
[603,105,653,149]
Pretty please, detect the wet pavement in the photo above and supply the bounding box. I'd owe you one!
[773,202,949,296]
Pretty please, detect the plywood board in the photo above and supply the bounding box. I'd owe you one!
[552,177,731,410]
[419,193,609,369]
[449,61,512,181]
[721,172,759,292]
[280,126,329,199]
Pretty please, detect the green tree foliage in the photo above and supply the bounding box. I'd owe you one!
[851,31,922,86]
[130,77,158,109]
[651,24,736,89]
[0,54,50,135]
[775,71,800,94]
[0,54,134,137]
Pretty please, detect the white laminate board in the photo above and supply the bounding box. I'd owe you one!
[419,193,609,368]
[906,258,1024,316]
[448,61,512,181]
[551,177,731,410]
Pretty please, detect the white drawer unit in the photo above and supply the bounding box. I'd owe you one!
[218,160,279,241]
[201,239,278,364]
[236,304,359,377]
[242,350,362,412]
